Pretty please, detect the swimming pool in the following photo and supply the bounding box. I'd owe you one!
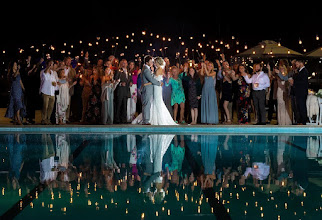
[0,129,321,219]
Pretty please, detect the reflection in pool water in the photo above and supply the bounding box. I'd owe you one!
[0,133,321,219]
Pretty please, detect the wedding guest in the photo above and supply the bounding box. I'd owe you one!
[235,64,251,124]
[162,67,173,117]
[114,59,132,124]
[85,66,102,124]
[267,64,278,124]
[97,58,104,76]
[63,57,76,122]
[200,61,219,124]
[39,60,57,125]
[179,62,191,122]
[136,62,143,115]
[164,57,171,74]
[242,63,270,125]
[275,65,292,125]
[23,56,38,124]
[5,61,26,125]
[187,67,202,125]
[127,61,139,122]
[231,63,240,122]
[101,67,119,125]
[292,60,309,125]
[170,66,186,124]
[221,61,234,124]
[277,60,299,124]
[80,67,92,123]
[34,58,44,110]
[108,55,117,70]
[56,69,77,124]
[70,65,84,122]
[79,51,90,68]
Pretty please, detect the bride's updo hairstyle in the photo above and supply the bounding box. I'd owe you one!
[154,57,165,69]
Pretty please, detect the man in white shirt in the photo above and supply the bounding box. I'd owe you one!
[242,63,270,125]
[39,60,57,125]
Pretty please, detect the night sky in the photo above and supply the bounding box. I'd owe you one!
[1,2,321,57]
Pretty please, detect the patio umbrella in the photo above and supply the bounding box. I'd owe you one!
[236,40,303,58]
[305,47,322,58]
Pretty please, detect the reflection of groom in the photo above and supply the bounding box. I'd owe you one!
[141,56,162,125]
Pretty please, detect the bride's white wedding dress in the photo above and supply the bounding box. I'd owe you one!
[132,75,177,125]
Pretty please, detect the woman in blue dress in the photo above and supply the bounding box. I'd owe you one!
[200,62,219,124]
[5,61,26,125]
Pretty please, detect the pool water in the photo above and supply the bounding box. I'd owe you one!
[0,133,321,219]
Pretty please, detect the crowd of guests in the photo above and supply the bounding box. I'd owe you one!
[4,52,311,125]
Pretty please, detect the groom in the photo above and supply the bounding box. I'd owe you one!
[141,56,162,125]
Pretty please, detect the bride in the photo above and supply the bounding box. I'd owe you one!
[132,57,177,125]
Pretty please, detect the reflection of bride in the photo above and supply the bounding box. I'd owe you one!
[142,134,174,203]
[132,57,177,125]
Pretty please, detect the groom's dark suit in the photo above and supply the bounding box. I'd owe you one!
[293,66,309,124]
[141,65,161,124]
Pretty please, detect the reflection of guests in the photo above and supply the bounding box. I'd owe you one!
[201,135,218,175]
[39,134,57,184]
[239,136,271,185]
[6,134,26,190]
[241,162,270,183]
[290,136,309,193]
[165,135,185,175]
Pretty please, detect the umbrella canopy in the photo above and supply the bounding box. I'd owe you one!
[305,47,322,57]
[236,40,303,58]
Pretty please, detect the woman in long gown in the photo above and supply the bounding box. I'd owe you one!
[276,65,292,125]
[235,65,251,124]
[187,67,202,125]
[85,67,102,124]
[200,62,219,124]
[5,61,26,125]
[101,68,119,125]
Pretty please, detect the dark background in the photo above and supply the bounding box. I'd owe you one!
[1,1,321,53]
[0,2,322,106]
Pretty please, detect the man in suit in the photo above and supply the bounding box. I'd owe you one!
[114,59,132,124]
[141,56,162,125]
[291,60,309,125]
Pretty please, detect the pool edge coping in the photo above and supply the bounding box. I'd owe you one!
[0,125,321,134]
